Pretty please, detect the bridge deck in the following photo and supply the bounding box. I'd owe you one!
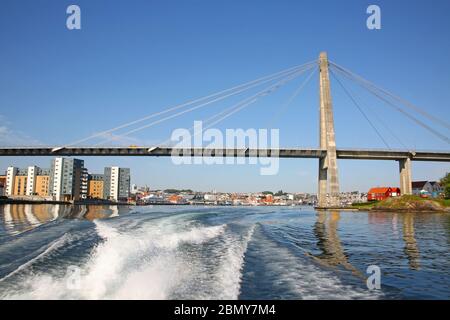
[0,147,449,161]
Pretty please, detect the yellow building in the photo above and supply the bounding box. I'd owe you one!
[35,175,50,196]
[88,180,104,199]
[0,175,6,196]
[13,176,27,196]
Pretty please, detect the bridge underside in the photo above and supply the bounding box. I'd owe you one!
[0,147,449,161]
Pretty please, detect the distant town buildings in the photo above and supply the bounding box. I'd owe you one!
[0,161,445,205]
[133,190,367,207]
[1,158,130,203]
[130,184,138,195]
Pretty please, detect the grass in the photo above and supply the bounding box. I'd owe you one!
[435,198,450,207]
[351,201,377,208]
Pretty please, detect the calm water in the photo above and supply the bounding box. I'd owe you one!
[0,204,448,300]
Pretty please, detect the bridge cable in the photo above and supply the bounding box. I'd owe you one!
[201,66,316,133]
[64,61,316,147]
[330,64,450,145]
[266,67,317,129]
[332,64,450,145]
[330,61,450,131]
[156,65,315,147]
[202,67,313,134]
[140,65,312,147]
[334,74,409,149]
[335,66,450,145]
[96,67,311,146]
[75,63,313,146]
[330,69,391,149]
[91,63,315,146]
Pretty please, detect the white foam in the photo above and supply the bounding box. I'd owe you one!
[1,218,228,299]
[6,215,374,300]
[212,225,255,299]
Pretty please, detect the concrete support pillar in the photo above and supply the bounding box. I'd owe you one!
[318,157,328,207]
[317,52,340,207]
[399,157,412,195]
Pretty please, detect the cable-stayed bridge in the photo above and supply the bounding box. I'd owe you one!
[1,52,449,208]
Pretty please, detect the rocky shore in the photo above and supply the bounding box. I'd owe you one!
[353,195,450,213]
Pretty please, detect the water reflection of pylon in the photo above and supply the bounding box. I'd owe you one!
[310,211,364,278]
[402,214,420,270]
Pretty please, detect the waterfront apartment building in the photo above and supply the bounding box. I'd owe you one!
[2,161,130,202]
[81,168,89,200]
[6,167,19,196]
[50,158,85,201]
[88,174,104,199]
[5,166,51,197]
[35,170,51,196]
[103,167,130,202]
[0,175,5,196]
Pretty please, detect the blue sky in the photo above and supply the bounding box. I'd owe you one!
[0,0,449,192]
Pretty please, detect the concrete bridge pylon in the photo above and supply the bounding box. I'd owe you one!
[318,52,340,207]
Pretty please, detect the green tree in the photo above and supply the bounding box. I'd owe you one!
[440,172,450,199]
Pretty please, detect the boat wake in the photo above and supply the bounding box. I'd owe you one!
[0,233,71,284]
[0,214,254,300]
[240,224,383,299]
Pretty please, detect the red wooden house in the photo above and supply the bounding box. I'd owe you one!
[367,187,401,201]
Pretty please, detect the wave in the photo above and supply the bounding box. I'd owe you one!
[0,216,231,299]
[211,225,255,299]
[0,233,70,284]
[5,211,377,300]
[241,226,383,300]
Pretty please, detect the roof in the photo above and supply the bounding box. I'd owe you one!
[368,187,401,193]
[368,187,391,194]
[412,181,428,189]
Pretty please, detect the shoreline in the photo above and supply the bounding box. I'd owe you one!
[0,200,305,207]
[350,196,450,213]
[1,197,448,213]
[0,199,71,205]
[363,207,450,213]
[0,199,129,206]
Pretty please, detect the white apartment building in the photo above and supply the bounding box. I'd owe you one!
[5,167,18,196]
[26,166,38,196]
[51,158,64,201]
[110,166,120,200]
[104,166,131,202]
[50,157,85,201]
